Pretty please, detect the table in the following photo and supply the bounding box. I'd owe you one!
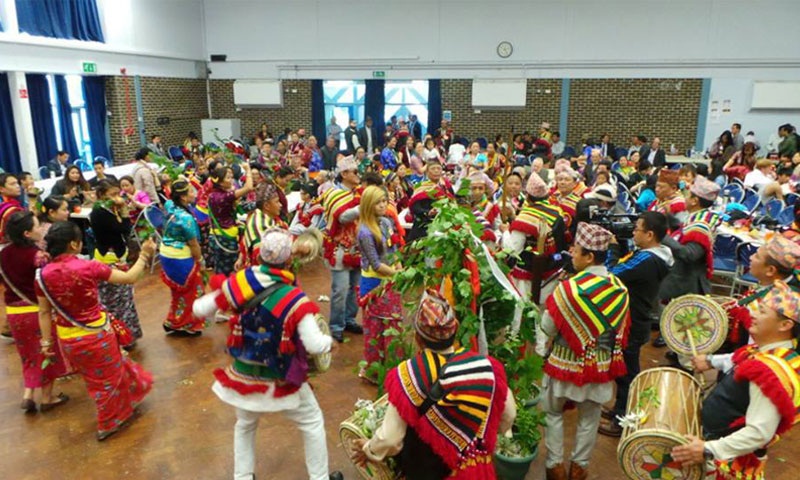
[35,162,156,199]
[666,155,709,165]
[70,206,92,220]
[717,224,772,246]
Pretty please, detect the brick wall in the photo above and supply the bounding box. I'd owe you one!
[567,78,702,153]
[106,76,209,163]
[208,80,313,142]
[440,79,562,142]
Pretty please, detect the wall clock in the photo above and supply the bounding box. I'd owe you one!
[497,41,513,58]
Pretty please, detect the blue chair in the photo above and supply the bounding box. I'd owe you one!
[168,146,184,161]
[669,163,682,170]
[712,233,741,292]
[475,137,488,149]
[741,189,761,213]
[762,198,784,218]
[562,146,576,158]
[785,192,799,207]
[614,147,628,160]
[732,242,759,293]
[142,205,165,273]
[528,154,542,165]
[38,166,52,180]
[720,183,745,204]
[610,161,620,172]
[94,156,112,168]
[776,205,795,226]
[457,137,469,147]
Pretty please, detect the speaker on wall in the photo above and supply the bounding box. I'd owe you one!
[210,54,227,62]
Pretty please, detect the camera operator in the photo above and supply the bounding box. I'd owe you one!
[573,185,626,239]
[598,212,674,437]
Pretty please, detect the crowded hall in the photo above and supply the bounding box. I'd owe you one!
[2,1,800,480]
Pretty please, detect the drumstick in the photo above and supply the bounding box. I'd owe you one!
[686,329,707,387]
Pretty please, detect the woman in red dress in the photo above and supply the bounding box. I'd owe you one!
[0,211,69,413]
[36,222,157,441]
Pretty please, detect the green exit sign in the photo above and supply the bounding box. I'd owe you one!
[372,71,385,78]
[82,62,97,74]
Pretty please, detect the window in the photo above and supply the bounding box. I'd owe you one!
[47,75,93,164]
[385,81,428,136]
[323,81,365,150]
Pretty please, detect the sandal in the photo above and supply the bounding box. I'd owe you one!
[40,393,70,412]
[20,399,37,414]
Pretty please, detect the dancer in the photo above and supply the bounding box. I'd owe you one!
[1,173,25,339]
[537,223,630,480]
[0,211,69,413]
[357,186,402,382]
[90,180,142,347]
[200,228,342,480]
[239,181,288,268]
[209,164,254,276]
[160,179,206,335]
[36,195,69,248]
[36,222,155,441]
[353,290,516,478]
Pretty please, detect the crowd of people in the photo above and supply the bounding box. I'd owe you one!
[0,114,799,480]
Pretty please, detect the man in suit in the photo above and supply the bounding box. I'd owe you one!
[147,134,166,157]
[357,116,378,155]
[320,136,339,172]
[89,160,118,188]
[640,137,666,168]
[46,150,70,178]
[408,114,422,140]
[599,133,617,161]
[343,119,360,154]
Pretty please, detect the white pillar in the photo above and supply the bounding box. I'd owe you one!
[7,72,40,175]
[0,0,19,33]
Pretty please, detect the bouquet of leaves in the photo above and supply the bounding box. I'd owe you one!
[350,398,399,473]
[149,153,186,182]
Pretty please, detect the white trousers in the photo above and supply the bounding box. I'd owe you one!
[543,393,603,469]
[233,388,329,480]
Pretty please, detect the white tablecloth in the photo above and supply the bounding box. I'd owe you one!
[666,155,709,165]
[717,224,771,246]
[35,162,154,199]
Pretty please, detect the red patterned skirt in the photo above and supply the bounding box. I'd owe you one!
[359,279,403,365]
[160,257,206,333]
[60,329,153,435]
[7,303,68,388]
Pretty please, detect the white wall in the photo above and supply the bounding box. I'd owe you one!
[702,78,797,152]
[0,0,206,77]
[202,0,800,80]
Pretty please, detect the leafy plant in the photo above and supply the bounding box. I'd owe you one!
[148,153,185,182]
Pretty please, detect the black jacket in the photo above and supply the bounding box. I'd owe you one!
[357,126,378,153]
[639,147,666,168]
[343,126,359,154]
[608,244,672,325]
[320,146,338,172]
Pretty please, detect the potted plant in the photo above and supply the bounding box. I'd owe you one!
[386,195,546,479]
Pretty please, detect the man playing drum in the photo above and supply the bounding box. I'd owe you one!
[352,290,517,479]
[672,282,800,479]
[722,235,800,352]
[536,222,631,480]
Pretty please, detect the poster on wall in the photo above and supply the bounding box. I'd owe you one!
[722,99,732,114]
[710,100,720,124]
[443,110,452,122]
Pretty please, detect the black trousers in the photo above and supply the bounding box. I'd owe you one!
[612,320,650,419]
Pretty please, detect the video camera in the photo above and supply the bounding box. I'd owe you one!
[588,206,638,239]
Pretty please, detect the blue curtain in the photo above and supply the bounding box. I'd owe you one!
[0,74,22,173]
[54,75,80,161]
[16,0,104,42]
[82,76,110,160]
[364,80,385,137]
[26,74,58,168]
[311,80,326,143]
[427,80,442,136]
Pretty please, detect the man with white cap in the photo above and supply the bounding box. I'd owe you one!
[537,222,631,480]
[673,281,800,479]
[321,155,364,342]
[655,175,723,349]
[504,173,567,304]
[207,227,342,480]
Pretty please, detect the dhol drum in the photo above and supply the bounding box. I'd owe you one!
[339,394,400,480]
[618,367,703,480]
[309,314,331,373]
[660,294,729,356]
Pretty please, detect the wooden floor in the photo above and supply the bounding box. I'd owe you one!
[1,258,797,480]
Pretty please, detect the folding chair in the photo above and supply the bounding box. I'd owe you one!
[720,183,745,204]
[168,146,185,161]
[39,166,52,180]
[762,198,784,219]
[141,204,166,273]
[94,156,112,168]
[711,233,741,292]
[614,147,628,160]
[475,137,488,149]
[784,192,799,207]
[75,159,92,172]
[741,189,761,213]
[562,146,576,158]
[776,205,795,226]
[731,242,759,294]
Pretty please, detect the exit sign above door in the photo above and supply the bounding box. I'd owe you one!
[82,62,98,74]
[372,71,386,79]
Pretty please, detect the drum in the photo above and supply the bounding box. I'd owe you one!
[660,294,729,356]
[339,394,400,480]
[618,367,704,480]
[309,314,331,373]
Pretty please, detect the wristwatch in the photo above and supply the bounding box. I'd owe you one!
[703,445,714,461]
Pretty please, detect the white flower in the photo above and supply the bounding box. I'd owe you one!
[616,411,646,430]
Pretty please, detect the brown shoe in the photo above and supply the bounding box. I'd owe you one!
[600,406,614,420]
[568,462,588,480]
[546,463,567,480]
[598,418,623,437]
